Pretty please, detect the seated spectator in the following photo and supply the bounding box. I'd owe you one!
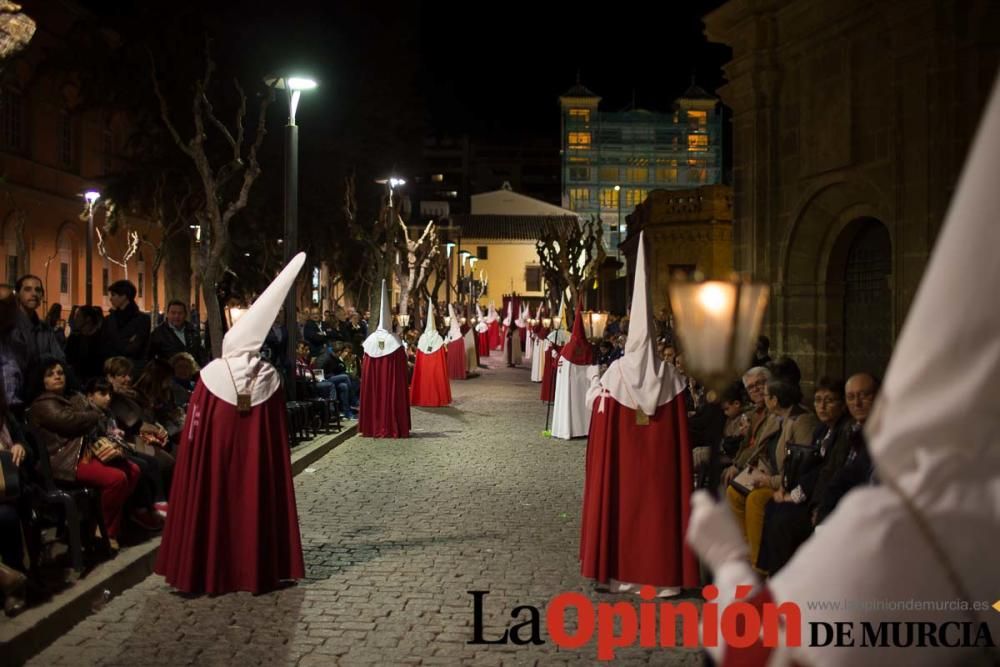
[28,359,139,550]
[813,373,879,524]
[303,309,328,358]
[148,300,208,366]
[65,305,106,385]
[346,309,367,356]
[168,352,199,409]
[316,342,355,419]
[134,358,185,442]
[720,367,778,487]
[104,357,175,485]
[756,376,850,574]
[102,280,151,375]
[341,345,361,410]
[0,385,33,584]
[726,376,819,571]
[84,378,165,527]
[0,289,25,413]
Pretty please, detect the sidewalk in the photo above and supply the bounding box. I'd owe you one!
[0,422,357,667]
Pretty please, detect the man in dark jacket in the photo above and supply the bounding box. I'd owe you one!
[11,275,66,395]
[102,280,151,374]
[148,300,208,366]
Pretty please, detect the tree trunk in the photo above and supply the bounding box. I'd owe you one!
[163,229,192,306]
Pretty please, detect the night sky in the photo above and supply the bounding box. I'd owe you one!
[76,0,731,145]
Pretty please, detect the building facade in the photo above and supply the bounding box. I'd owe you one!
[0,1,165,317]
[705,0,1000,383]
[559,82,724,253]
[620,184,734,318]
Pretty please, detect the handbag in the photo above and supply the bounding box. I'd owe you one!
[89,437,124,463]
[782,443,823,492]
[729,466,757,496]
[0,450,21,499]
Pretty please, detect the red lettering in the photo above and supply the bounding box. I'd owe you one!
[659,601,701,648]
[762,601,801,647]
[702,585,720,647]
[546,593,595,649]
[639,586,657,647]
[596,602,638,660]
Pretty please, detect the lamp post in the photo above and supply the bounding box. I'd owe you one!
[83,191,100,306]
[444,241,455,310]
[269,75,317,400]
[377,175,406,324]
[614,185,622,261]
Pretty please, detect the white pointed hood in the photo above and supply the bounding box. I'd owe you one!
[486,301,499,323]
[362,279,403,358]
[502,300,513,327]
[475,304,488,333]
[865,74,1000,494]
[600,231,685,415]
[201,252,307,407]
[417,300,445,354]
[515,303,528,328]
[546,295,570,345]
[446,304,463,343]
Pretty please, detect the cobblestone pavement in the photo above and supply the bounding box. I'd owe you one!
[29,353,703,666]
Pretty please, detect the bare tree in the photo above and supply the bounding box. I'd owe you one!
[150,39,272,357]
[392,217,438,327]
[535,215,606,315]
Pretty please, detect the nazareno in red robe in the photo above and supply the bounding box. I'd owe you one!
[540,343,561,402]
[488,320,502,350]
[579,390,699,589]
[155,382,305,595]
[410,347,452,407]
[360,347,411,438]
[476,329,488,360]
[447,338,467,380]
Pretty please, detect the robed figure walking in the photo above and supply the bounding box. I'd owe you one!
[579,232,699,595]
[410,301,452,406]
[155,253,307,595]
[360,280,411,438]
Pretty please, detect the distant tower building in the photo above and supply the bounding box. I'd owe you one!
[559,79,724,254]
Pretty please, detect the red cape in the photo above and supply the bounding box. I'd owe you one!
[360,348,411,438]
[540,343,561,401]
[155,382,304,594]
[579,393,699,588]
[447,338,467,380]
[410,347,452,407]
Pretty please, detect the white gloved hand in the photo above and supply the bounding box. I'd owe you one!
[686,490,748,572]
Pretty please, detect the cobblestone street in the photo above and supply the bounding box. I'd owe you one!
[29,355,703,666]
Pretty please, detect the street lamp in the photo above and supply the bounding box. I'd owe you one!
[268,74,317,400]
[82,190,100,306]
[377,175,406,322]
[613,185,623,260]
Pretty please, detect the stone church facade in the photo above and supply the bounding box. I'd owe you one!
[705,0,999,383]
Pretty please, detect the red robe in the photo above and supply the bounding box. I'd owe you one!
[476,330,489,359]
[579,393,699,588]
[540,343,561,402]
[446,338,467,380]
[360,348,411,437]
[410,347,452,407]
[155,382,304,594]
[488,321,502,350]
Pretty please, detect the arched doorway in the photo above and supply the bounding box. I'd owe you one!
[827,218,892,380]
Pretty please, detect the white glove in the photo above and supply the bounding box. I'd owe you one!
[686,490,748,572]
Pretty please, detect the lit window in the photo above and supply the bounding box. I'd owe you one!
[568,188,590,209]
[569,166,589,181]
[600,188,620,208]
[431,173,444,182]
[688,134,709,151]
[625,189,648,207]
[599,166,619,181]
[568,108,591,123]
[525,266,542,292]
[687,110,708,129]
[625,167,647,183]
[655,166,678,182]
[568,132,591,148]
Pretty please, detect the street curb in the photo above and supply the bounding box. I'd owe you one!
[0,423,358,666]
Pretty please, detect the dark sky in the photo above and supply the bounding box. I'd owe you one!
[76,0,731,145]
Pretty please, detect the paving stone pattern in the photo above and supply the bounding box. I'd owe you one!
[29,354,703,666]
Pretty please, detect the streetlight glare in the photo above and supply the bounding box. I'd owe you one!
[390,177,406,188]
[286,77,318,91]
[84,190,101,203]
[613,185,621,192]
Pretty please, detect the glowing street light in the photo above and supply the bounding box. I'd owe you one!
[82,190,101,305]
